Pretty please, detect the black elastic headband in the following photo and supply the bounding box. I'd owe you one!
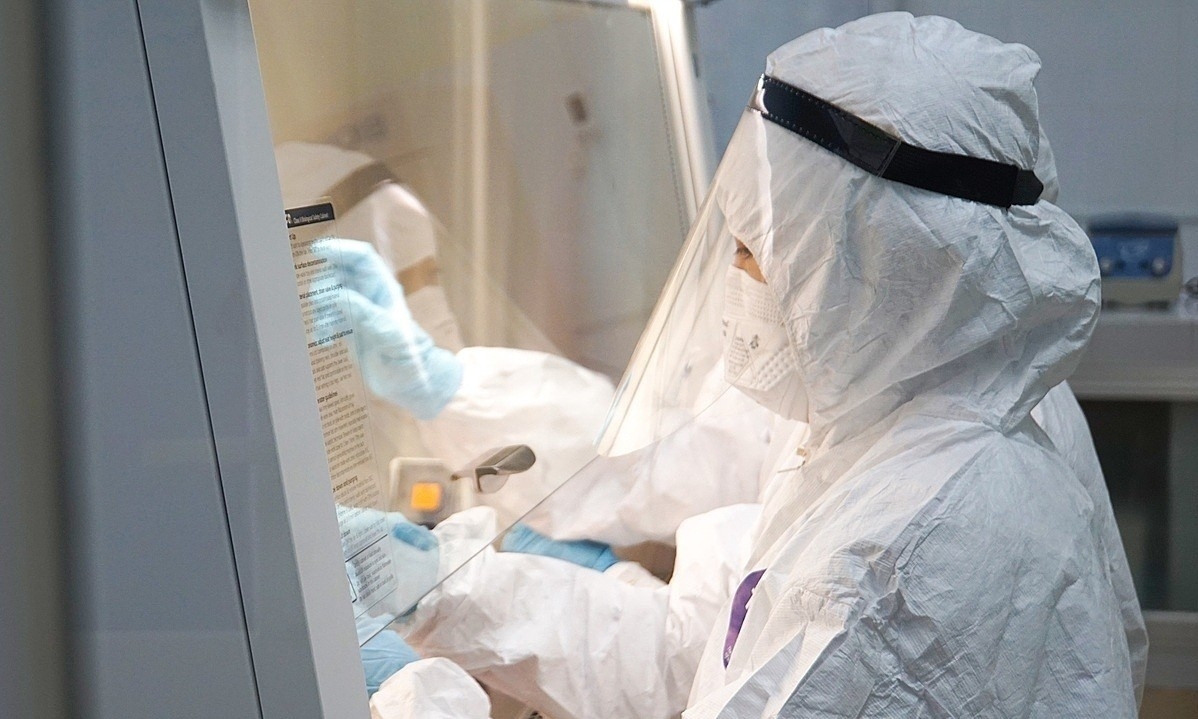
[754,75,1043,208]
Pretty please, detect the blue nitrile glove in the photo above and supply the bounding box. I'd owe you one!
[309,239,462,419]
[500,522,619,571]
[311,238,404,308]
[360,628,421,696]
[391,515,438,552]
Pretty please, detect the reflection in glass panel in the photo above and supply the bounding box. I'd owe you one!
[248,0,695,640]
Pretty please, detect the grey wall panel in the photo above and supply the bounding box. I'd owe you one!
[0,1,67,717]
[136,1,368,716]
[48,0,261,716]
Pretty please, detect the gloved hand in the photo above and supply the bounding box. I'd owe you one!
[310,238,463,419]
[391,516,439,551]
[361,628,421,696]
[500,522,619,572]
[387,514,441,616]
[312,237,403,308]
[341,508,442,617]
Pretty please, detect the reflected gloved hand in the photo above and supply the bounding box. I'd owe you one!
[387,514,441,616]
[361,629,421,696]
[311,238,462,420]
[501,522,619,571]
[312,237,405,308]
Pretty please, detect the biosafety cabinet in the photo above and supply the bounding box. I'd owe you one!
[48,0,711,717]
[31,1,1198,717]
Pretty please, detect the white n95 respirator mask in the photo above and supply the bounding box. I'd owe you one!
[722,266,809,422]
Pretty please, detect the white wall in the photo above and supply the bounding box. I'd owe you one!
[692,0,872,153]
[693,0,1198,278]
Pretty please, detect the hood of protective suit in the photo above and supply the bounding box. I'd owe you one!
[717,14,1099,450]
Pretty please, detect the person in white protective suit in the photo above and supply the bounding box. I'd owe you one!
[371,13,1146,719]
[278,142,778,540]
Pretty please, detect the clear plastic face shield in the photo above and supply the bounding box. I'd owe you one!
[598,92,801,458]
[596,173,781,457]
[358,102,804,627]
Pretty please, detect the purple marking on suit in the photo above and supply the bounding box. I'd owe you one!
[723,569,766,667]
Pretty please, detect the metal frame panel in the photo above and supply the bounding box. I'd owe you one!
[45,0,366,714]
[48,0,264,715]
[647,0,716,210]
[548,0,716,210]
[134,1,367,716]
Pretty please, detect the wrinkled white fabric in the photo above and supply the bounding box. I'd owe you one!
[678,14,1137,718]
[1029,134,1146,699]
[530,383,775,546]
[606,559,670,589]
[1034,381,1148,702]
[369,658,491,719]
[377,386,1123,719]
[400,504,760,719]
[416,347,615,531]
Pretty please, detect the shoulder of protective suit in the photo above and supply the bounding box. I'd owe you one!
[796,418,1091,558]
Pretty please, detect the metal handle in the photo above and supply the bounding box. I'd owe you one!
[450,444,537,493]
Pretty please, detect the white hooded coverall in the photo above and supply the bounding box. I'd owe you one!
[376,13,1144,719]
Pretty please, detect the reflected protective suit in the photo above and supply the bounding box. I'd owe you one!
[276,141,463,468]
[369,658,491,719]
[275,141,465,351]
[279,146,769,543]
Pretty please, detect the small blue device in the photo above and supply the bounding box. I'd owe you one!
[1088,214,1181,306]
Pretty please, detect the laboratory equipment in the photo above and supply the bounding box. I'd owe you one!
[44,0,716,714]
[451,444,538,495]
[1089,214,1182,307]
[250,0,718,654]
[391,457,455,526]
